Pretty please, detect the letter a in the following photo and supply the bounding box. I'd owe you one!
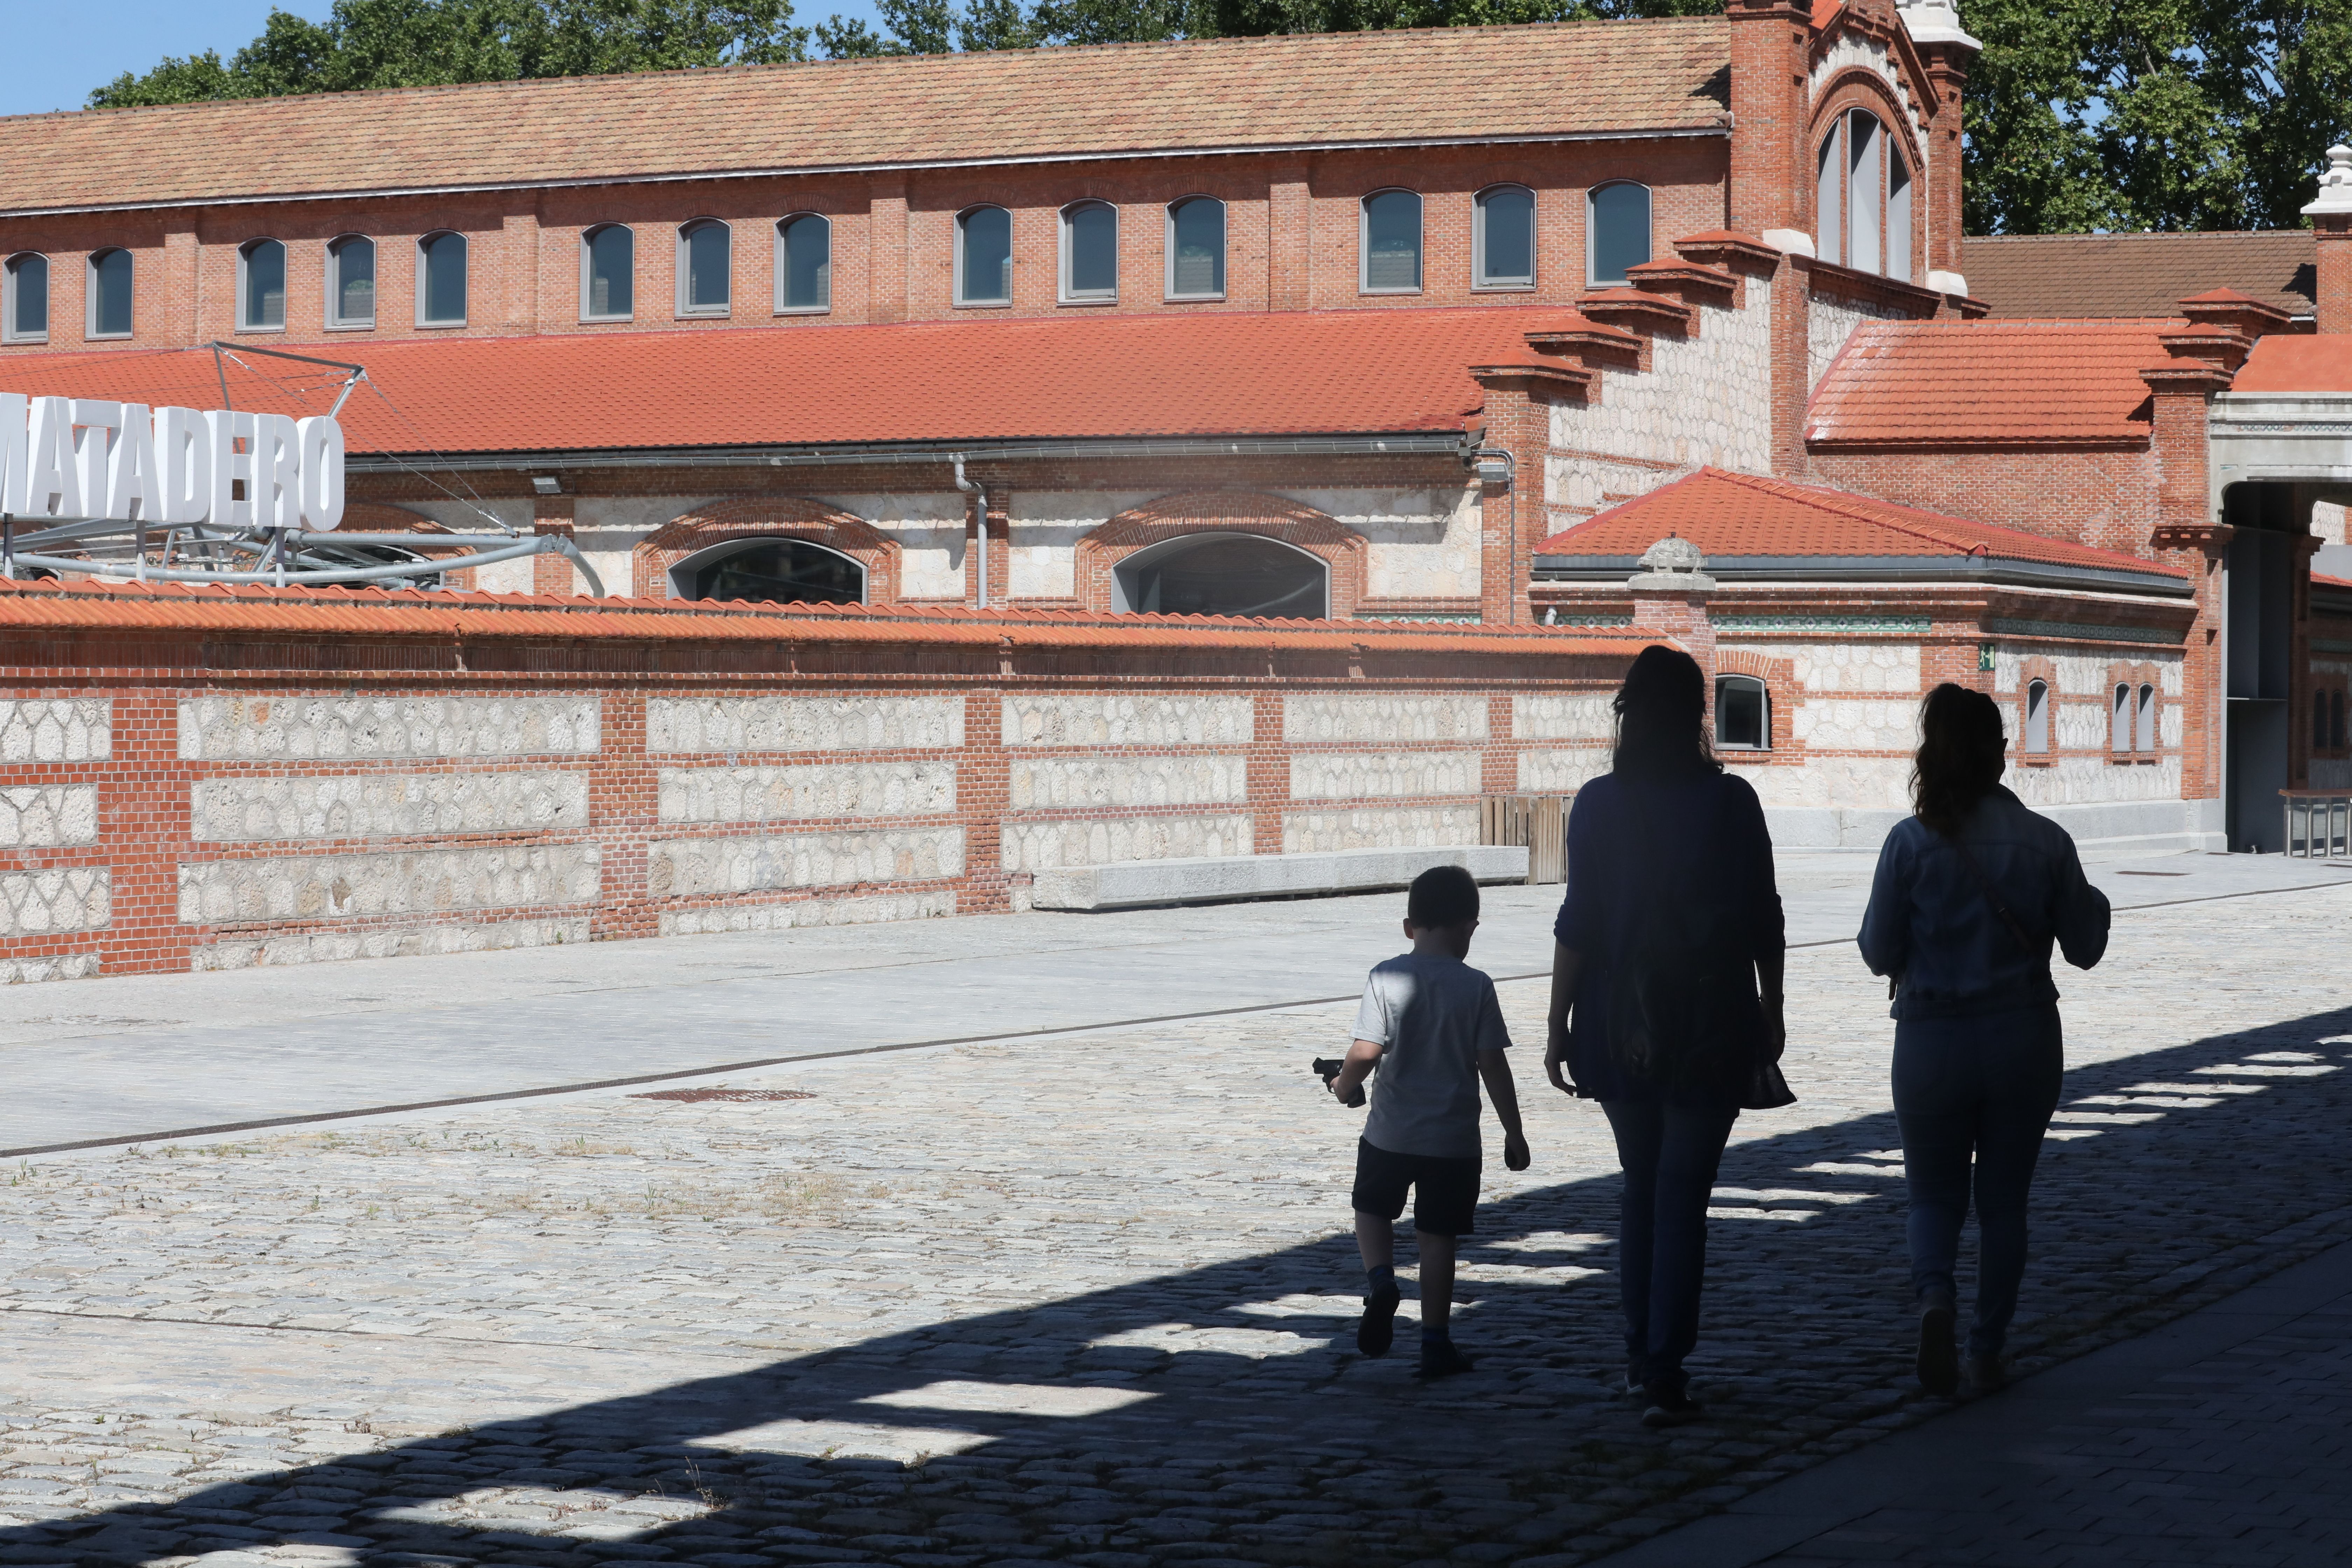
[22,397,80,519]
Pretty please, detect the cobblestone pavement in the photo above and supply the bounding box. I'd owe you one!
[1,880,2349,1567]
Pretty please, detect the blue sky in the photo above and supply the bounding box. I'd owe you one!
[0,0,883,118]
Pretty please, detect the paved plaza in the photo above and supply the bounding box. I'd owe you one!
[0,850,2348,1567]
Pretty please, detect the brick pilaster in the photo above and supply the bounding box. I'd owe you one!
[533,495,577,596]
[1268,167,1310,313]
[869,180,909,325]
[960,686,1009,911]
[1727,0,1808,239]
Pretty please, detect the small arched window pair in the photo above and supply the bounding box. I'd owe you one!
[579,220,740,321]
[2113,681,2159,755]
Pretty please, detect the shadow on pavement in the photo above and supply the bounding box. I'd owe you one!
[9,1004,2352,1566]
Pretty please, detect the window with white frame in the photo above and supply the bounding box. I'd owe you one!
[326,236,374,328]
[2,253,47,343]
[87,247,133,338]
[1715,674,1770,751]
[1475,185,1535,289]
[1360,189,1422,293]
[238,238,286,331]
[776,214,831,313]
[416,231,467,326]
[1816,108,1914,281]
[1060,201,1117,302]
[581,224,634,320]
[1587,181,1651,285]
[1166,197,1224,299]
[957,206,1013,306]
[2024,678,2050,754]
[678,220,730,315]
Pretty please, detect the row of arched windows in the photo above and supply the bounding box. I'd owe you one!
[1,182,1657,341]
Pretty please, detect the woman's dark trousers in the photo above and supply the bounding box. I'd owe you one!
[1602,1098,1739,1392]
[1892,1003,2065,1359]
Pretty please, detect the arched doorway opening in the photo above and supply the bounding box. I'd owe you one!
[1112,533,1329,619]
[668,537,866,606]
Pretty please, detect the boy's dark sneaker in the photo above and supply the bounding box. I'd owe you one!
[1624,1356,1648,1398]
[1964,1353,2007,1394]
[1415,1337,1475,1380]
[1639,1385,1704,1428]
[1357,1279,1402,1357]
[1918,1301,1959,1396]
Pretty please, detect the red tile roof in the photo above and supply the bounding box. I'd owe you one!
[1959,232,2315,321]
[0,308,1575,453]
[0,21,1729,215]
[0,575,1646,657]
[1807,318,2172,447]
[1532,467,2186,579]
[2227,334,2352,394]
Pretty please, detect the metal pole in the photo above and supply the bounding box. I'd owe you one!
[2,515,12,580]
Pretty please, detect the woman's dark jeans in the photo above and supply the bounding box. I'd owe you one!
[1892,1003,2065,1359]
[1602,1098,1739,1392]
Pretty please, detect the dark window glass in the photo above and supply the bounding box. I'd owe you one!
[90,248,132,336]
[1064,203,1116,298]
[1362,190,1421,291]
[1716,676,1768,749]
[5,254,46,339]
[241,239,285,329]
[1590,182,1652,284]
[779,215,831,310]
[690,540,863,606]
[960,207,1012,304]
[585,225,633,318]
[1169,198,1224,297]
[2318,690,2332,751]
[2333,689,2347,751]
[1478,187,1534,286]
[420,232,466,324]
[330,237,375,326]
[1124,536,1326,619]
[683,222,729,312]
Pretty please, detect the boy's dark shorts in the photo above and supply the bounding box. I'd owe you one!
[1352,1137,1481,1237]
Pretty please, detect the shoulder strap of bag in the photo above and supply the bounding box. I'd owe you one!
[1950,835,2036,953]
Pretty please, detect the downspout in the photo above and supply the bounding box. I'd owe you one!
[952,454,989,609]
[1474,446,1518,624]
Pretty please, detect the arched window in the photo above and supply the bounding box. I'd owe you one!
[2,253,46,343]
[678,220,730,316]
[2136,682,2157,754]
[1715,674,1770,751]
[1475,185,1535,289]
[2113,682,2133,753]
[238,238,286,331]
[1588,181,1651,285]
[87,247,133,338]
[2024,678,2050,754]
[1113,534,1328,619]
[1166,197,1224,299]
[776,214,831,313]
[326,236,374,329]
[1360,189,1422,294]
[667,537,865,605]
[957,205,1013,306]
[416,231,467,326]
[1060,201,1117,302]
[1816,109,1913,281]
[581,224,634,320]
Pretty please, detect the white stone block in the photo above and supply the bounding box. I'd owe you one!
[1289,750,1480,800]
[1281,806,1481,852]
[0,868,110,936]
[176,845,600,924]
[0,784,98,847]
[657,762,956,824]
[191,916,593,971]
[1001,694,1253,747]
[657,889,957,936]
[1001,813,1251,872]
[646,695,963,753]
[1517,748,1610,793]
[191,771,589,842]
[1282,694,1488,742]
[1008,755,1247,810]
[649,828,964,896]
[1512,693,1615,741]
[178,696,598,760]
[0,699,110,762]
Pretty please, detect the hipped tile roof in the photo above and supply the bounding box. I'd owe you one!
[1806,318,2171,447]
[1532,467,2186,580]
[0,308,1575,452]
[2227,334,2352,394]
[1960,232,2315,322]
[0,575,1646,656]
[0,21,1730,215]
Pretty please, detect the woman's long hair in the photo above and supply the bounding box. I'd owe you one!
[1912,682,2007,837]
[1612,645,1721,782]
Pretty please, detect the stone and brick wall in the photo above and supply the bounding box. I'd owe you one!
[0,582,1637,982]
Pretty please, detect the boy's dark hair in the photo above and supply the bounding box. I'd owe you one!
[1406,864,1480,930]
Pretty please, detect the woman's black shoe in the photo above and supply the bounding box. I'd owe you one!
[1918,1301,1959,1396]
[1640,1385,1704,1428]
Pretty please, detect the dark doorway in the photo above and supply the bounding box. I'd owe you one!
[2223,483,2297,851]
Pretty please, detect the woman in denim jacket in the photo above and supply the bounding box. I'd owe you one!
[1858,684,2110,1396]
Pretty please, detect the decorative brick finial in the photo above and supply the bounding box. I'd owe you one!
[2306,145,2352,216]
[1629,535,1715,593]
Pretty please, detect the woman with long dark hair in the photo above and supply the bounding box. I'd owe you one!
[1544,645,1790,1429]
[1858,683,2109,1396]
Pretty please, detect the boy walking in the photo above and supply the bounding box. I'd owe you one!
[1329,864,1530,1379]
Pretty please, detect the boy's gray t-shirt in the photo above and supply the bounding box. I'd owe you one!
[1354,952,1512,1161]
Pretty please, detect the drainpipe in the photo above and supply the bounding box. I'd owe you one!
[1474,446,1518,624]
[952,454,989,609]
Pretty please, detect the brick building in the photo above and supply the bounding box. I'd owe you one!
[0,0,2347,976]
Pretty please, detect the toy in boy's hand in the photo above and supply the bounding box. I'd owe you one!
[1312,1058,1366,1107]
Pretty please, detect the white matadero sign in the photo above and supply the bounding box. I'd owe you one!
[0,392,345,532]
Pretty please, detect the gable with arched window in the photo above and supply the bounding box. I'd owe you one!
[1815,106,1914,281]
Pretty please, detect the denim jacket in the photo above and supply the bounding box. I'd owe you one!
[1856,786,2109,1020]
